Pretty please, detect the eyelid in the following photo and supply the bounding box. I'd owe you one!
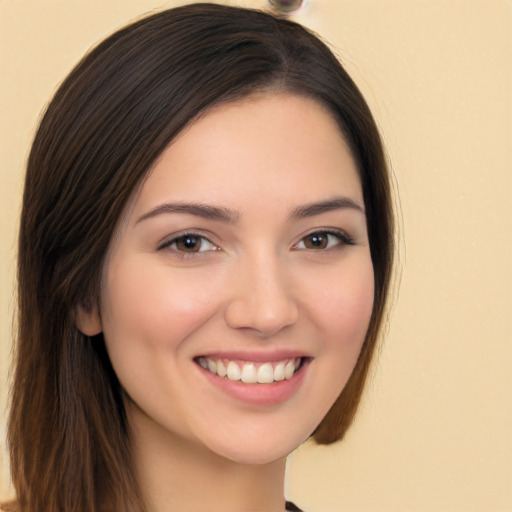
[157,230,220,254]
[156,227,355,256]
[292,228,355,250]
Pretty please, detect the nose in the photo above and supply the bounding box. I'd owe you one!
[224,251,300,337]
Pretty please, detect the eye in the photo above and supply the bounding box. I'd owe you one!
[161,233,219,254]
[294,230,354,250]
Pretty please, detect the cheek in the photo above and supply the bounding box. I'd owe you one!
[325,267,374,385]
[100,256,227,352]
[312,258,375,351]
[285,257,374,438]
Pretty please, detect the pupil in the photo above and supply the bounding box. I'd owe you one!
[180,236,199,251]
[308,234,326,248]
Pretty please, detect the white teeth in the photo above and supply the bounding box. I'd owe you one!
[216,359,227,378]
[257,363,274,384]
[207,359,217,373]
[284,361,295,380]
[241,363,257,384]
[226,361,241,381]
[273,362,285,381]
[198,357,303,384]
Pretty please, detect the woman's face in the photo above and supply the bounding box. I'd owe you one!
[80,93,374,464]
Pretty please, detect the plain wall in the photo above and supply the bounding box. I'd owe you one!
[1,1,511,510]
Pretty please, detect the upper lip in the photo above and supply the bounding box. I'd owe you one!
[194,349,311,362]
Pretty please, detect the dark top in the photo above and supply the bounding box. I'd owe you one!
[286,501,303,512]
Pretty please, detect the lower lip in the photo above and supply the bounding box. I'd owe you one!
[196,360,309,406]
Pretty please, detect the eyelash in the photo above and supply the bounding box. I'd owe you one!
[158,231,219,258]
[293,230,355,251]
[158,229,355,258]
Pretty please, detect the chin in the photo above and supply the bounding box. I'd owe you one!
[200,426,312,466]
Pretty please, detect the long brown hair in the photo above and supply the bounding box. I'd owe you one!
[4,3,394,511]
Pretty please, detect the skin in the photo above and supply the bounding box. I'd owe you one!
[78,93,374,512]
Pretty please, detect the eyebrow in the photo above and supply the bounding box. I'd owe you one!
[135,195,364,225]
[289,196,365,219]
[135,202,240,225]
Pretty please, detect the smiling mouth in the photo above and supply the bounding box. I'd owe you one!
[195,356,305,384]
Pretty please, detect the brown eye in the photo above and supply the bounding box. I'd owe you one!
[163,234,219,254]
[294,231,353,251]
[303,233,329,249]
[175,235,202,252]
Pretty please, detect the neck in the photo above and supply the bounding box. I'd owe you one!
[127,404,287,512]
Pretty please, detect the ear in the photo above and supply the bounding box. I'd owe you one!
[75,303,103,336]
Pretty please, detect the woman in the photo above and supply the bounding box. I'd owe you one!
[3,3,393,511]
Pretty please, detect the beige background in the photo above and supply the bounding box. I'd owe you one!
[1,1,511,510]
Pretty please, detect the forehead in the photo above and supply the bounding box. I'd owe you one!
[130,93,363,221]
